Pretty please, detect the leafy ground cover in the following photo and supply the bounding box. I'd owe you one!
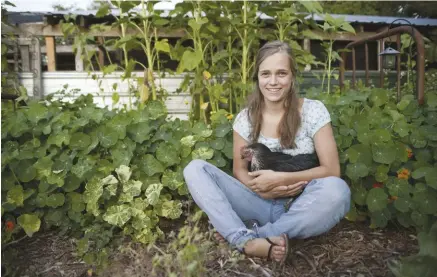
[3,217,419,277]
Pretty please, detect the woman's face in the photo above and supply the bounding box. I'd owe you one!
[257,52,292,104]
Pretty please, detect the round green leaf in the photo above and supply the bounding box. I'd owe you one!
[210,138,225,150]
[69,132,91,150]
[145,183,163,206]
[372,129,392,143]
[15,160,36,182]
[387,179,410,197]
[370,208,391,228]
[372,143,396,164]
[140,155,164,177]
[46,193,65,208]
[192,122,213,138]
[26,102,48,124]
[410,132,427,148]
[127,122,153,143]
[215,124,232,138]
[102,204,132,227]
[156,143,180,166]
[394,197,410,213]
[97,126,118,148]
[413,192,437,215]
[17,213,41,237]
[161,169,184,190]
[366,188,388,212]
[345,163,368,181]
[7,185,24,206]
[192,147,214,160]
[352,185,367,205]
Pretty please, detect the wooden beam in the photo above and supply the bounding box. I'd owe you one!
[75,46,84,72]
[45,36,56,71]
[9,22,186,38]
[97,37,105,67]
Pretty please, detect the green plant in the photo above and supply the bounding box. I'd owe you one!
[308,85,437,230]
[1,90,234,270]
[317,14,356,94]
[389,220,437,277]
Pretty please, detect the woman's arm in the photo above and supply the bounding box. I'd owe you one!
[232,131,255,186]
[246,123,339,195]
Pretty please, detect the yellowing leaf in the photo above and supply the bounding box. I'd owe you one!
[200,102,209,110]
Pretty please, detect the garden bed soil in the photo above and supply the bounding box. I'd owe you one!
[2,220,418,277]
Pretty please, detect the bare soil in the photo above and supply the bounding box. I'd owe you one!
[2,220,418,277]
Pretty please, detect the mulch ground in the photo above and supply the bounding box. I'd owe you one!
[2,219,418,277]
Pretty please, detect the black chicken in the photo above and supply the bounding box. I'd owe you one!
[240,143,320,172]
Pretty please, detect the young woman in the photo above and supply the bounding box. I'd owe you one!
[183,41,351,263]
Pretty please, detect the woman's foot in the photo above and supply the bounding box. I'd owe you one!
[243,234,289,263]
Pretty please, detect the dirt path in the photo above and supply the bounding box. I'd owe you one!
[2,220,418,277]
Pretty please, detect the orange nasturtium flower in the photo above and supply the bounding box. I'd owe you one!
[406,148,413,158]
[5,221,14,232]
[203,70,211,80]
[397,168,410,180]
[226,114,234,121]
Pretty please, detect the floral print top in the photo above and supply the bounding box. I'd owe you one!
[232,98,331,155]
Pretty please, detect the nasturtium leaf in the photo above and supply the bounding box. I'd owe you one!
[47,129,70,147]
[210,138,225,150]
[222,140,234,159]
[131,197,149,216]
[370,208,391,228]
[210,151,227,168]
[105,182,118,197]
[345,163,368,181]
[370,89,389,107]
[412,167,433,179]
[394,197,411,213]
[181,135,197,148]
[351,185,367,205]
[17,214,41,237]
[33,156,53,178]
[71,157,95,179]
[372,143,396,164]
[47,172,64,187]
[160,200,183,219]
[15,159,36,182]
[97,126,118,148]
[396,212,413,228]
[420,125,437,141]
[192,122,213,138]
[413,192,437,215]
[357,129,371,144]
[7,185,24,206]
[81,106,104,123]
[387,179,410,197]
[397,99,411,110]
[410,132,427,148]
[102,174,119,186]
[195,141,209,149]
[192,147,214,160]
[156,143,180,166]
[35,193,48,207]
[46,193,65,208]
[161,169,184,190]
[215,124,232,138]
[26,102,48,124]
[146,100,167,120]
[102,204,132,227]
[69,132,91,150]
[372,129,391,143]
[127,122,153,143]
[145,183,163,205]
[394,121,411,137]
[122,180,142,198]
[414,183,428,194]
[343,147,359,163]
[181,146,192,158]
[366,188,388,212]
[375,164,389,182]
[68,192,85,212]
[115,165,132,183]
[131,214,152,231]
[140,155,164,176]
[63,175,82,192]
[411,211,428,227]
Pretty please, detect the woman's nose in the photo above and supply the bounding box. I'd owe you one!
[269,75,278,85]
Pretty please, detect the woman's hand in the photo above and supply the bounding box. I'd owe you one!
[257,180,308,199]
[246,170,284,192]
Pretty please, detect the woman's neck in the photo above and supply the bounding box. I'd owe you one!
[263,100,284,116]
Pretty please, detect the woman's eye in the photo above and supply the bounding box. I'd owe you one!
[279,72,287,76]
[260,72,269,76]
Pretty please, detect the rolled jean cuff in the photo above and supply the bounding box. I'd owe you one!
[230,228,258,252]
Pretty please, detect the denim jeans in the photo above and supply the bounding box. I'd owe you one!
[183,159,351,251]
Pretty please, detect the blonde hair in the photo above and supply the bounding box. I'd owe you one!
[247,40,301,149]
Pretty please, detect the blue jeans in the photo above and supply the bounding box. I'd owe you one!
[183,159,351,251]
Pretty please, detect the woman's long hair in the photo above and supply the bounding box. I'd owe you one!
[247,40,301,149]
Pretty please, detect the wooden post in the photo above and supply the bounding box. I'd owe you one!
[97,36,105,67]
[75,45,84,72]
[45,36,56,71]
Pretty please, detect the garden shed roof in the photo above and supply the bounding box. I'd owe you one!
[6,10,437,27]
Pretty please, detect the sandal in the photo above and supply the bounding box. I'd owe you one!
[243,233,290,263]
